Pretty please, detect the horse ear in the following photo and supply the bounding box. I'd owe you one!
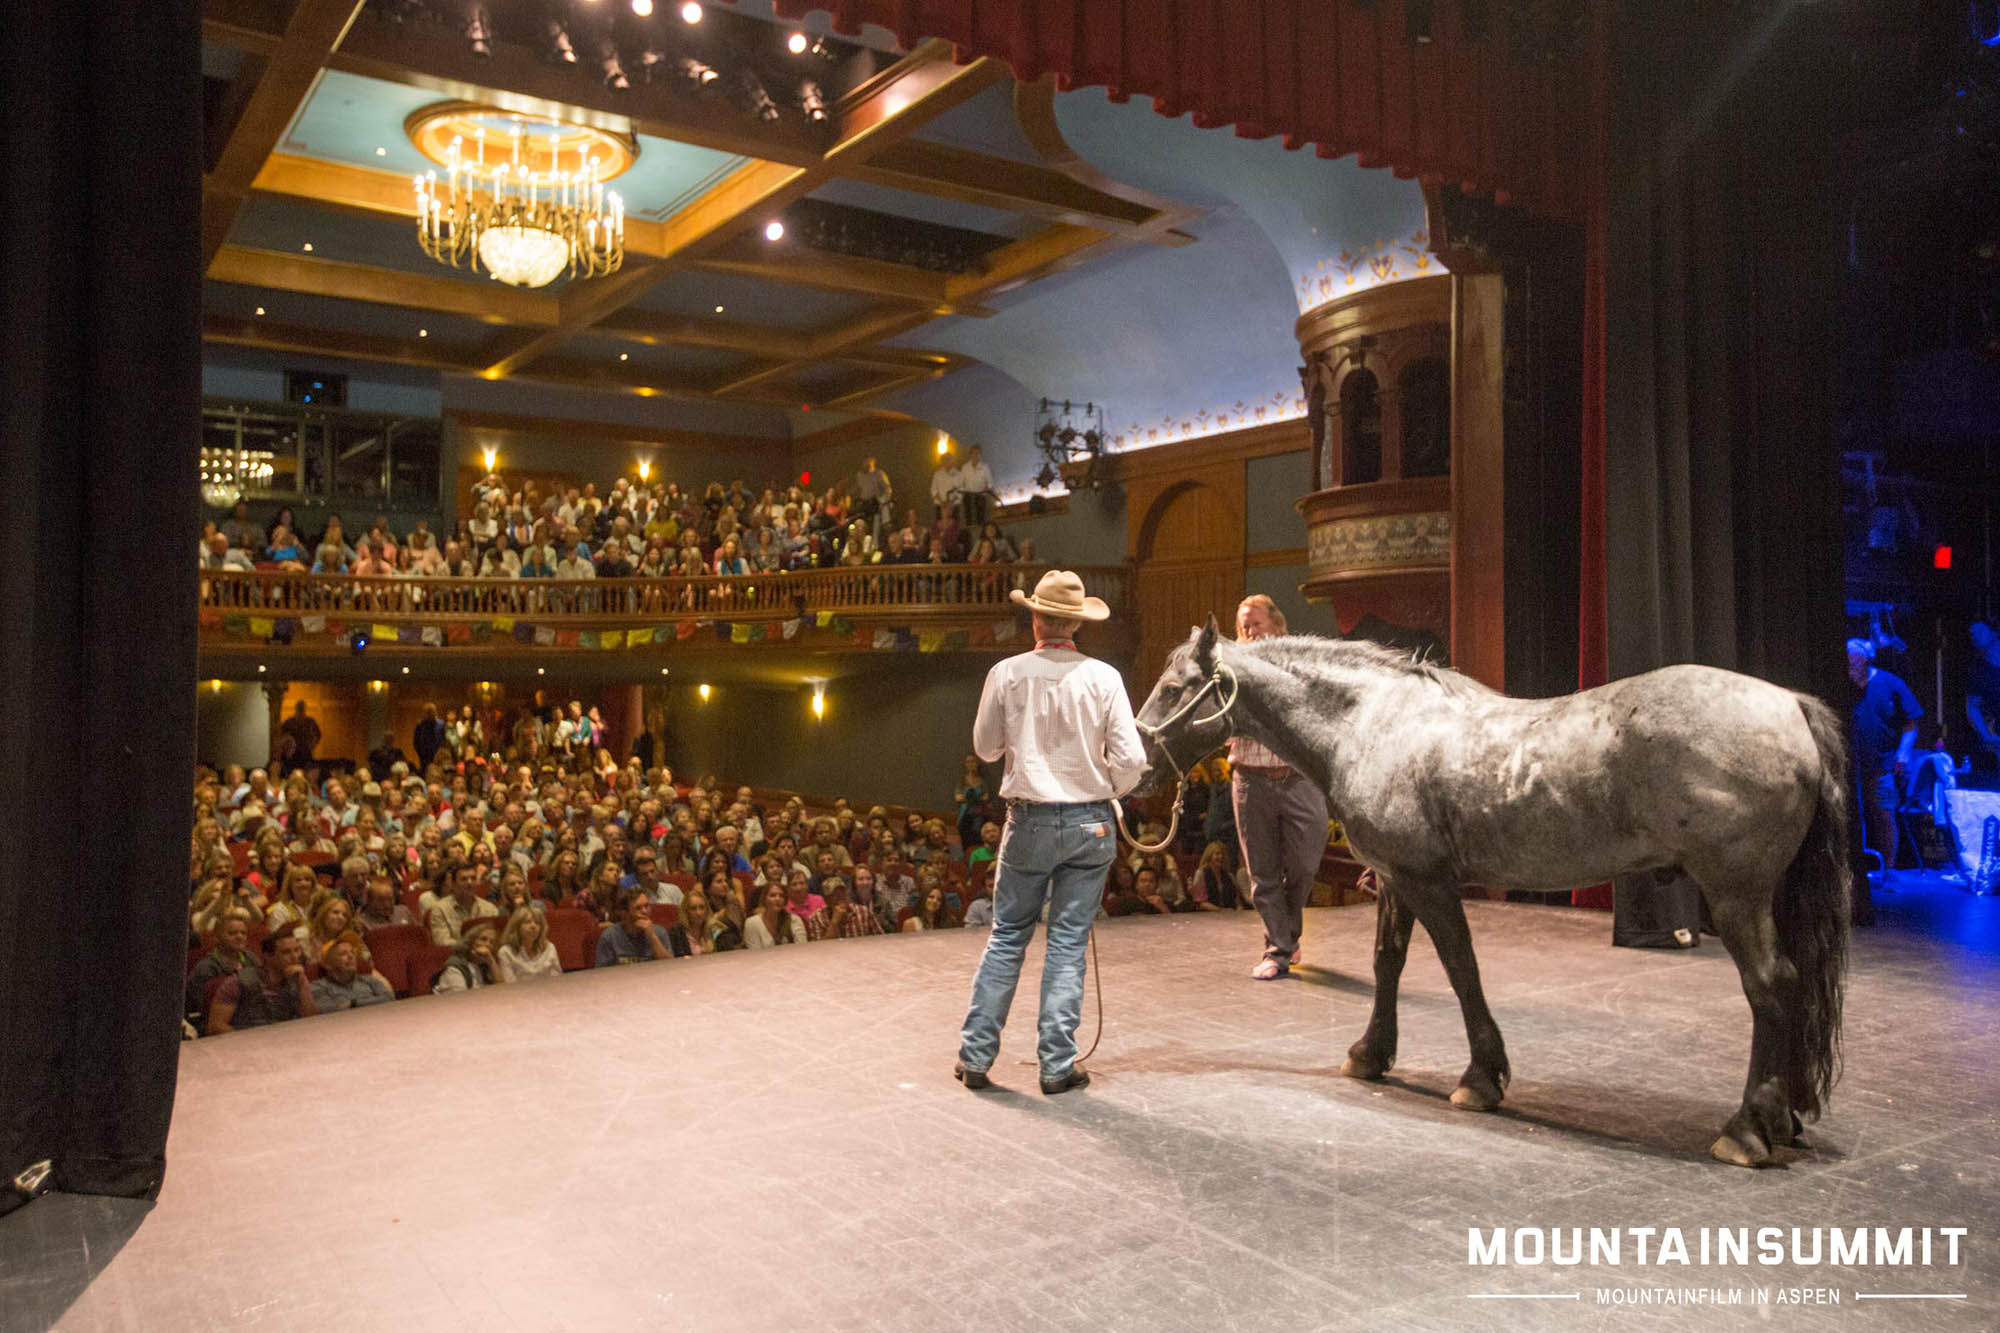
[1195,614,1219,670]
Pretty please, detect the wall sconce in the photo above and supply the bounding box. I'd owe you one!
[636,458,651,481]
[697,683,712,703]
[210,679,224,693]
[935,433,951,456]
[481,446,498,470]
[810,686,825,720]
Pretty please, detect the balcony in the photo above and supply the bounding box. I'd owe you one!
[196,565,1136,660]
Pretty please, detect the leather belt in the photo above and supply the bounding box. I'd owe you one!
[1234,764,1293,779]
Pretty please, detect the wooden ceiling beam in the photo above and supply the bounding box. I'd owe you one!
[476,41,1007,379]
[203,0,369,265]
[208,245,560,325]
[205,313,478,374]
[593,310,815,361]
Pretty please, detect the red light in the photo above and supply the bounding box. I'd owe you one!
[799,471,810,486]
[1935,545,1953,570]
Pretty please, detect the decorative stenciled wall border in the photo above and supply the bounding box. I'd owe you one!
[1307,511,1452,575]
[1295,230,1436,314]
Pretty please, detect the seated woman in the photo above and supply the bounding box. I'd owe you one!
[542,848,587,909]
[1190,841,1248,911]
[741,882,806,948]
[900,882,959,932]
[672,882,739,954]
[432,921,502,993]
[264,863,323,935]
[497,906,562,982]
[1101,861,1146,917]
[302,894,382,985]
[242,841,287,907]
[264,523,307,570]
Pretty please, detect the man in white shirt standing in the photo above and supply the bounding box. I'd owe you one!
[956,570,1148,1096]
[1231,594,1330,980]
[956,444,995,529]
[930,454,962,523]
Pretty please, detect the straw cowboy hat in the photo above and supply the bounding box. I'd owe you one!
[1010,569,1110,622]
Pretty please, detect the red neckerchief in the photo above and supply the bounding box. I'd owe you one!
[1036,639,1076,652]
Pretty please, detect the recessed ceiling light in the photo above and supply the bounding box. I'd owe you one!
[254,306,265,316]
[401,666,410,674]
[301,242,313,252]
[619,352,629,360]
[763,220,784,242]
[375,146,387,157]
[680,1,701,22]
[787,31,808,54]
[631,0,651,13]
[418,328,429,338]
[256,664,267,673]
[536,667,545,675]
[714,304,725,314]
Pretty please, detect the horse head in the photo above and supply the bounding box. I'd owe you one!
[1131,616,1238,797]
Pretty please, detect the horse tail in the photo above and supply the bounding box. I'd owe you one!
[1775,693,1852,1120]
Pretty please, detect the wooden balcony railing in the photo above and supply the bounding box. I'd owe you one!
[196,564,1132,629]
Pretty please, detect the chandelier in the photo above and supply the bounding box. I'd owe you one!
[411,112,627,289]
[200,444,274,508]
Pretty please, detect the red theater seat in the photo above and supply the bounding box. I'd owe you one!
[363,924,429,997]
[543,909,597,972]
[406,945,455,997]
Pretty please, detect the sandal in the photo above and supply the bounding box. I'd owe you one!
[1251,958,1288,981]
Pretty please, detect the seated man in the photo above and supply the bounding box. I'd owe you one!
[712,824,752,875]
[821,876,883,940]
[967,821,1001,873]
[311,934,394,1012]
[596,888,679,964]
[427,863,499,945]
[619,847,683,907]
[355,874,413,931]
[207,933,319,1034]
[807,817,854,869]
[186,908,257,1032]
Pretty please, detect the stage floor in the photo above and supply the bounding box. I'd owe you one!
[8,878,2000,1331]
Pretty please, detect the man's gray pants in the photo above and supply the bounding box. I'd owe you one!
[1233,770,1329,962]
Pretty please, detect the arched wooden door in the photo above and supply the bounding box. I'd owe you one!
[1129,467,1245,689]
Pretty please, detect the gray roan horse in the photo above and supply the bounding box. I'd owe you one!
[1133,620,1851,1167]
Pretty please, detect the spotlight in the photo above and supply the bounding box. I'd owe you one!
[631,0,652,12]
[763,219,785,242]
[680,1,701,22]
[679,55,718,86]
[540,17,578,63]
[463,1,493,57]
[798,79,827,122]
[787,31,808,54]
[735,67,780,122]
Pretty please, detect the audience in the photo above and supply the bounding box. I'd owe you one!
[189,707,1224,1036]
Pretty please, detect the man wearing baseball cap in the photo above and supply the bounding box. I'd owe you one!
[955,570,1149,1095]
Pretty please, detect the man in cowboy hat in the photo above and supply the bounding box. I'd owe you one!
[955,570,1149,1096]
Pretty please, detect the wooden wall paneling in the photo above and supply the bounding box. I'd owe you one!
[1127,459,1247,686]
[1449,272,1507,691]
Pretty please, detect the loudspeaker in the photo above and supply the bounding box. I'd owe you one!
[1612,870,1703,949]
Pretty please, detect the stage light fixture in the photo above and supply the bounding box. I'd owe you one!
[631,0,652,13]
[540,17,578,63]
[764,219,785,241]
[349,628,371,654]
[735,68,780,121]
[798,79,827,121]
[463,2,494,57]
[679,55,718,85]
[787,30,808,53]
[680,1,701,22]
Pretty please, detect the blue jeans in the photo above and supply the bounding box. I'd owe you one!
[958,800,1118,1078]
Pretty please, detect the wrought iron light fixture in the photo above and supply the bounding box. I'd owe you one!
[1032,398,1111,492]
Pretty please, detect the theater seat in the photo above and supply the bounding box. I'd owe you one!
[363,924,429,997]
[229,843,251,877]
[406,945,455,997]
[543,908,597,972]
[649,903,679,929]
[664,871,696,893]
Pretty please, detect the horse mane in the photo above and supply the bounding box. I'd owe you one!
[1237,634,1494,703]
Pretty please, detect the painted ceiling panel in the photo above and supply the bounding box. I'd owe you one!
[206,281,495,348]
[558,335,759,384]
[625,269,879,328]
[909,82,1045,164]
[224,195,523,286]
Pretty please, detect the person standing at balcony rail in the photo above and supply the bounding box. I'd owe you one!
[955,569,1149,1097]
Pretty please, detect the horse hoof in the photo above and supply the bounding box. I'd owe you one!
[1340,1055,1387,1081]
[1708,1132,1769,1168]
[1450,1083,1501,1112]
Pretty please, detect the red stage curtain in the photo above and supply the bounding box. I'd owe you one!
[778,0,1585,219]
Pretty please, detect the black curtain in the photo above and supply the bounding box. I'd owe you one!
[1602,1,1852,704]
[0,0,201,1210]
